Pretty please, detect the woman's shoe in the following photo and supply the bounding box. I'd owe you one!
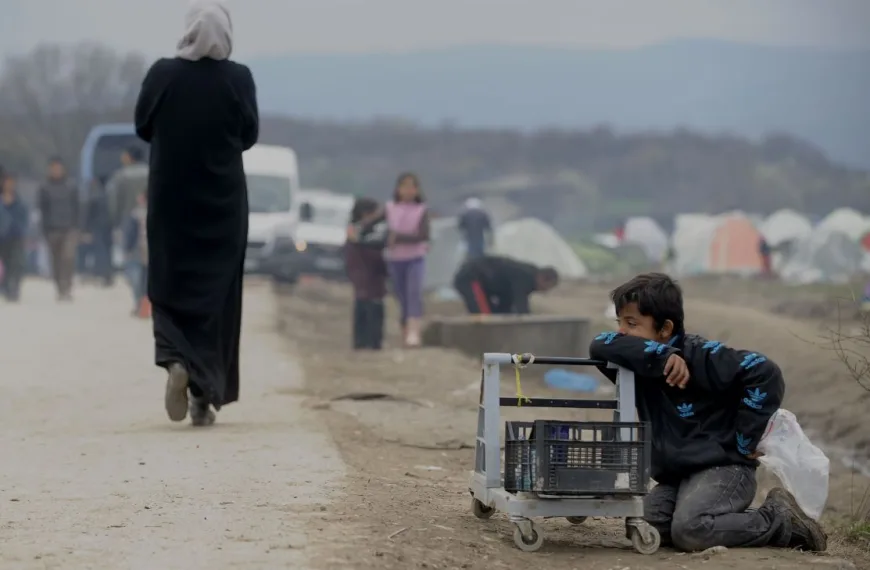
[189,397,216,427]
[404,317,422,347]
[165,363,190,422]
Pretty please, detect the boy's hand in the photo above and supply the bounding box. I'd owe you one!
[663,354,690,388]
[747,451,765,460]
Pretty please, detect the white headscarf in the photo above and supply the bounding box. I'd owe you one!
[464,197,483,210]
[176,0,233,61]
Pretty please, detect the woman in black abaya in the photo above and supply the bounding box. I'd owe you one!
[134,0,258,426]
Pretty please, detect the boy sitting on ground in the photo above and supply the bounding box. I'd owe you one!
[589,272,826,553]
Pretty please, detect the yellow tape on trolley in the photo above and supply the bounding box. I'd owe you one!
[511,353,534,406]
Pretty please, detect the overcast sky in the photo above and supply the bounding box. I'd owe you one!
[1,0,869,61]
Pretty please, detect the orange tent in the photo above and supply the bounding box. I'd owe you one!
[708,215,765,273]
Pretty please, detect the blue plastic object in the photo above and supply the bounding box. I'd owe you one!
[544,369,599,393]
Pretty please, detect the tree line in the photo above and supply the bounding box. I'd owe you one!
[2,42,867,234]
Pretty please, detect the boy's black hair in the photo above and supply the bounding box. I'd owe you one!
[48,156,64,165]
[350,196,380,224]
[538,266,559,286]
[392,172,425,203]
[126,146,144,162]
[610,272,685,336]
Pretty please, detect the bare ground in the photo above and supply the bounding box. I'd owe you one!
[0,279,345,570]
[275,278,870,570]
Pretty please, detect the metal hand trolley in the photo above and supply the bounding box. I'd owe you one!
[468,353,660,554]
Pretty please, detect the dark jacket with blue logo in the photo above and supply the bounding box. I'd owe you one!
[589,332,784,484]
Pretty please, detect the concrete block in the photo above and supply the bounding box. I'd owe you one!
[423,314,592,359]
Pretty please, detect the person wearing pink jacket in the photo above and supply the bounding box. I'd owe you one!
[383,173,430,347]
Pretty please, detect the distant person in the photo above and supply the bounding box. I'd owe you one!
[759,237,772,277]
[661,244,676,273]
[83,178,114,286]
[121,190,149,316]
[135,0,258,426]
[457,197,492,260]
[38,157,79,301]
[345,197,388,350]
[453,254,558,315]
[106,146,149,229]
[0,171,29,302]
[590,273,825,553]
[383,172,429,347]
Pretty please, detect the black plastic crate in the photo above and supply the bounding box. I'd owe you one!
[503,420,650,496]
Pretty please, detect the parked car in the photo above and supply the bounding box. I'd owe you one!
[260,190,354,283]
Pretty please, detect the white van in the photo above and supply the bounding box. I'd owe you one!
[242,144,300,273]
[292,189,355,278]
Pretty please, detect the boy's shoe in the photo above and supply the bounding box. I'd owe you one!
[165,363,190,422]
[189,397,216,427]
[767,488,827,552]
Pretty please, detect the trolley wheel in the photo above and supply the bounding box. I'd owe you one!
[565,516,587,525]
[513,523,544,552]
[630,525,661,555]
[471,498,495,519]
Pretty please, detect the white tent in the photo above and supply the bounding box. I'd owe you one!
[494,218,588,279]
[623,216,668,261]
[780,227,865,284]
[671,211,765,276]
[592,232,620,249]
[423,216,465,291]
[817,208,870,241]
[760,209,813,246]
[671,214,716,275]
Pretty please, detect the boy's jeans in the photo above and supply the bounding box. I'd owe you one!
[644,465,790,551]
[123,259,145,310]
[352,298,384,349]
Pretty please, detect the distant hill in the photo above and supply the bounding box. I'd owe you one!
[249,39,870,168]
[255,116,870,235]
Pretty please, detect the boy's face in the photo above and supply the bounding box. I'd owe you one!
[616,302,673,342]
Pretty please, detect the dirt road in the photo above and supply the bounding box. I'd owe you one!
[276,280,868,570]
[0,280,344,570]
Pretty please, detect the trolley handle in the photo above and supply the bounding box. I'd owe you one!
[498,397,616,409]
[510,355,605,367]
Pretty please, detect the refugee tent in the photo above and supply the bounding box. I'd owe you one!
[592,232,620,249]
[817,208,870,241]
[671,212,764,275]
[760,209,813,247]
[779,227,865,284]
[495,217,588,279]
[423,216,465,291]
[622,216,668,262]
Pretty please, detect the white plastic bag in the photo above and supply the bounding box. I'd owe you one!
[757,409,830,520]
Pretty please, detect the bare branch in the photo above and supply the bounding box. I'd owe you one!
[0,41,147,164]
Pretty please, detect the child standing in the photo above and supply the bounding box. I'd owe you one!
[384,173,429,347]
[345,197,388,350]
[589,272,825,553]
[122,190,148,317]
[0,172,29,302]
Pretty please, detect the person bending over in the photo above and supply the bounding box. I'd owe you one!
[453,254,558,315]
[589,272,825,553]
